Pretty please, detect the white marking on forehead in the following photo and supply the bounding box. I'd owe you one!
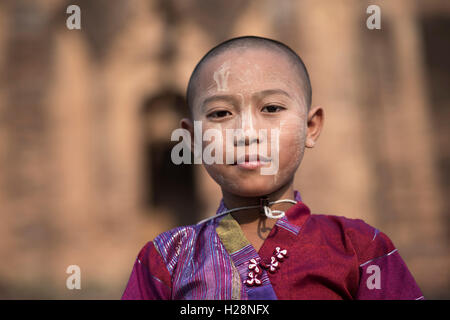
[213,61,231,92]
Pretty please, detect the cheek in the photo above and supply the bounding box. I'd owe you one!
[280,119,306,146]
[278,120,306,167]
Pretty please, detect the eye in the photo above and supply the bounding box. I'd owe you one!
[207,110,232,119]
[261,105,285,113]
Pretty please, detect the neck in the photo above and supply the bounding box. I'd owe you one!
[221,181,295,225]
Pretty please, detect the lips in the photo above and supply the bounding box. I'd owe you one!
[231,154,271,170]
[236,154,271,163]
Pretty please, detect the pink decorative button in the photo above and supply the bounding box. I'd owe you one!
[248,258,262,274]
[274,247,288,260]
[244,271,262,286]
[261,256,279,273]
[244,248,288,286]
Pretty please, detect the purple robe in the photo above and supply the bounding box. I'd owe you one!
[122,191,424,300]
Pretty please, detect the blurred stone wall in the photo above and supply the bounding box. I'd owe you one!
[0,0,448,299]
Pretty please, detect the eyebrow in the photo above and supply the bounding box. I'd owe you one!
[200,89,292,111]
[254,89,292,100]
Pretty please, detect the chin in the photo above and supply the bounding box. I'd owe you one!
[205,163,296,198]
[221,172,287,198]
[227,185,274,198]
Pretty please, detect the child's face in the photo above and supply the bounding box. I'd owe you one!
[188,48,310,197]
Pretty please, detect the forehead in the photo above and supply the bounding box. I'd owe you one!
[194,47,304,104]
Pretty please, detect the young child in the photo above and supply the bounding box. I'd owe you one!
[122,36,424,300]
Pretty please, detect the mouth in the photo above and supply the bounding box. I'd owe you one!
[231,154,271,170]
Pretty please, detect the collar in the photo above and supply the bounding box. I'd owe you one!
[215,190,310,228]
[216,190,302,214]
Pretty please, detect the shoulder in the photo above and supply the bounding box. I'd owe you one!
[152,224,198,254]
[153,224,198,248]
[150,223,208,274]
[305,214,423,299]
[308,214,396,265]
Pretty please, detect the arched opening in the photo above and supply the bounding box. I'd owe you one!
[140,90,202,226]
[421,15,450,245]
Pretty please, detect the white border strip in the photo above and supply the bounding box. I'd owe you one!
[360,249,398,267]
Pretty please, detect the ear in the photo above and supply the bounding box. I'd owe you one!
[180,118,195,151]
[305,106,324,148]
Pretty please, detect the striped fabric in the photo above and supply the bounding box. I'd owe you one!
[153,221,238,299]
[219,220,277,300]
[276,218,301,235]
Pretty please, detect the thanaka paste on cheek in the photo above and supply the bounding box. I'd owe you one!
[275,114,307,182]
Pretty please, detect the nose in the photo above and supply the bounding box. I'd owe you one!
[235,108,260,146]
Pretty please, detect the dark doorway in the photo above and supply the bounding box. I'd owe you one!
[420,15,450,244]
[140,90,202,226]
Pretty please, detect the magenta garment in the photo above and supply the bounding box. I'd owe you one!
[122,192,424,300]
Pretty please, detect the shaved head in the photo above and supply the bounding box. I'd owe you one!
[186,36,312,116]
